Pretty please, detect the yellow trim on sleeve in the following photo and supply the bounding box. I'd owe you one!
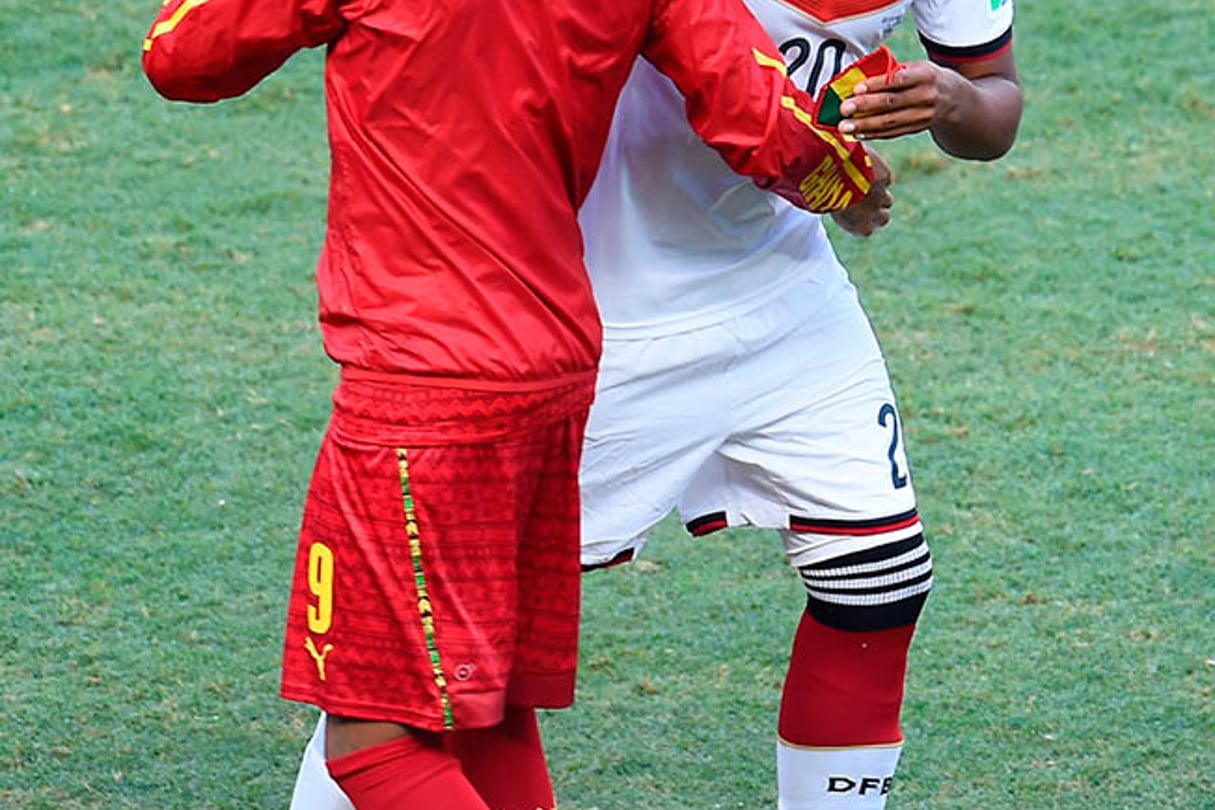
[751,47,870,197]
[143,0,213,51]
[780,96,872,193]
[752,48,789,76]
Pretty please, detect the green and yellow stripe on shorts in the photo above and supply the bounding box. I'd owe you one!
[396,447,454,729]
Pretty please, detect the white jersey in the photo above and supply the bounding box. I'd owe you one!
[580,0,1014,338]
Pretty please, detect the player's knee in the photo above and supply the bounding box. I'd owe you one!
[796,534,933,631]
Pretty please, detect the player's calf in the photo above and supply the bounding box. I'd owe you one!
[777,534,933,809]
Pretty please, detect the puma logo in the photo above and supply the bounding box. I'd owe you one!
[304,636,334,681]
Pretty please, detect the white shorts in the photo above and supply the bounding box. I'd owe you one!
[580,279,922,570]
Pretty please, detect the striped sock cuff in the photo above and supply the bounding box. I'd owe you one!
[797,534,932,631]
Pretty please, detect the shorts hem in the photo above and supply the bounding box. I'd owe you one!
[506,671,576,711]
[281,687,456,733]
[282,676,575,733]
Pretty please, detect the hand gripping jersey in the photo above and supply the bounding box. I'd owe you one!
[142,0,874,388]
[580,0,1014,337]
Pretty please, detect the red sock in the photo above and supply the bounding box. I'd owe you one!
[778,610,915,746]
[327,733,490,810]
[447,705,556,810]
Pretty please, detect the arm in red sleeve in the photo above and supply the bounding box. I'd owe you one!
[142,0,345,102]
[642,0,873,213]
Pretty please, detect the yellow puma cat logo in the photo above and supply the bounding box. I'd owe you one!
[304,636,334,681]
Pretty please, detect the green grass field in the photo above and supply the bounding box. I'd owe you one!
[2,1,1213,808]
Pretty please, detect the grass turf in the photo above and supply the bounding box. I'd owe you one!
[2,0,1212,807]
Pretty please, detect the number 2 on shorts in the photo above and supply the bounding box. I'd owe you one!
[878,403,909,490]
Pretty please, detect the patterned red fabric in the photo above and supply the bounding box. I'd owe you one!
[281,374,593,731]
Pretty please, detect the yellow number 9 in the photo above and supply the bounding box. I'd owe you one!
[307,542,334,634]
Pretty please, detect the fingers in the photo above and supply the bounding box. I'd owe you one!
[852,61,935,97]
[839,101,935,139]
[866,207,891,235]
[829,181,894,237]
[871,184,893,210]
[833,208,889,237]
[829,209,870,237]
[837,61,940,140]
[867,148,894,186]
[844,116,933,140]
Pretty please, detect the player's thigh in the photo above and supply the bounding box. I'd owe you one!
[678,289,911,525]
[580,330,734,557]
[722,340,919,566]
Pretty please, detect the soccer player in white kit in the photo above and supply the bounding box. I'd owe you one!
[290,1,1022,807]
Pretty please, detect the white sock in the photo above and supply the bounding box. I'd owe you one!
[777,740,902,809]
[289,712,354,810]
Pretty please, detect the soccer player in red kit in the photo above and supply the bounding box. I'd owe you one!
[140,0,881,807]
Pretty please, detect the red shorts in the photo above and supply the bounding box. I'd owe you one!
[280,369,595,732]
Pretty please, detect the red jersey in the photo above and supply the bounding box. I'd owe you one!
[143,0,872,388]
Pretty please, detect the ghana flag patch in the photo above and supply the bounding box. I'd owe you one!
[814,45,901,128]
